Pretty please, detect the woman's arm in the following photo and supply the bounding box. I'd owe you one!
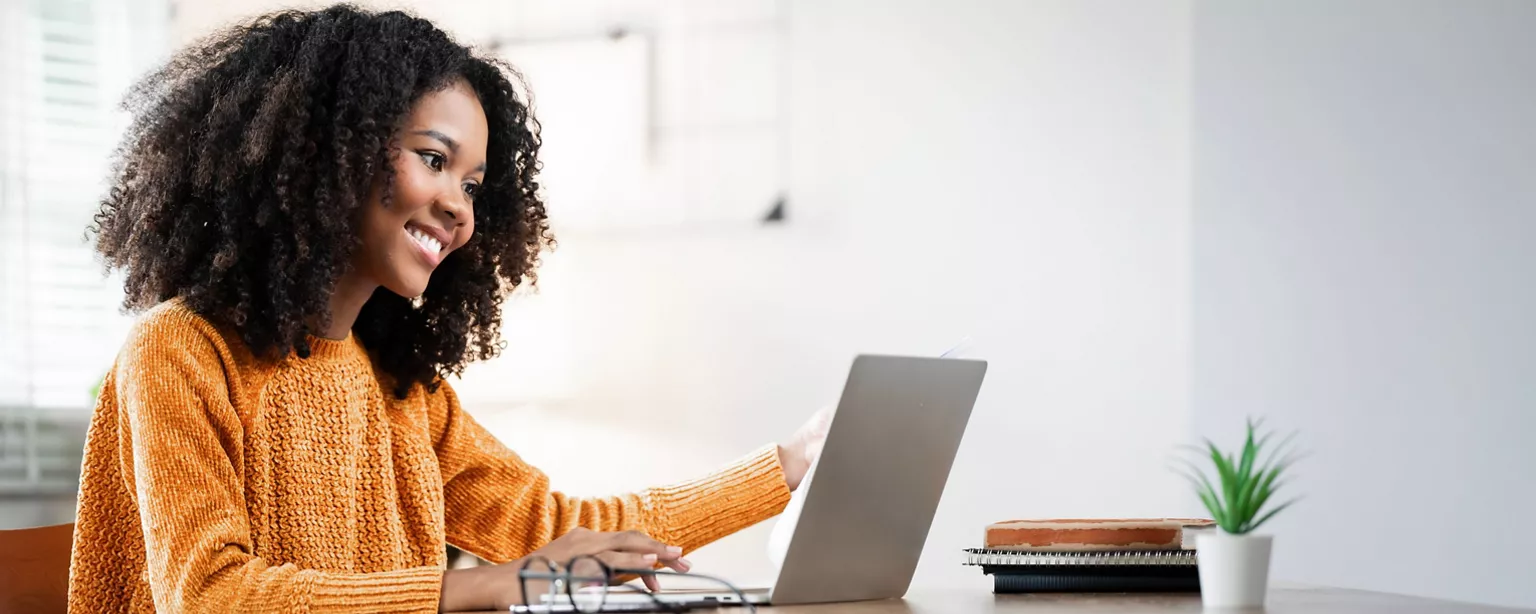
[427,384,793,563]
[117,318,443,613]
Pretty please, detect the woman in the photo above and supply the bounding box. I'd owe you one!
[69,5,828,612]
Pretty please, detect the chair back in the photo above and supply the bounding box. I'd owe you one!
[0,522,74,614]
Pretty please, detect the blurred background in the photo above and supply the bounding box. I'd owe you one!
[1,0,1532,608]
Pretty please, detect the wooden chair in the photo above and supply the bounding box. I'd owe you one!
[0,522,74,614]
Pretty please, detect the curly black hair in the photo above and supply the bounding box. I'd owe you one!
[91,4,551,397]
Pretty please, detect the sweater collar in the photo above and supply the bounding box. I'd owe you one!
[304,331,364,362]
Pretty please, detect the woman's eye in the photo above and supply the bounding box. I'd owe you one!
[419,152,445,172]
[463,183,480,198]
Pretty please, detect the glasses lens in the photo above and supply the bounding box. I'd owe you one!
[567,555,610,613]
[519,556,560,607]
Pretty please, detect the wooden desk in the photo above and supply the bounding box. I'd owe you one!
[752,587,1532,613]
[453,587,1533,613]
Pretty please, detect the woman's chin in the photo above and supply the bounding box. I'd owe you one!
[381,279,430,301]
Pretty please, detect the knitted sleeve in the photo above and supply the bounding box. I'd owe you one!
[116,313,443,613]
[429,384,792,563]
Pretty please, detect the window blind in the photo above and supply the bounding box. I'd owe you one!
[0,0,165,489]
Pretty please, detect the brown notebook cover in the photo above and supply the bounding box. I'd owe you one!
[984,518,1215,552]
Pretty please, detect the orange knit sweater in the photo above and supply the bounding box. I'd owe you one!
[68,301,791,613]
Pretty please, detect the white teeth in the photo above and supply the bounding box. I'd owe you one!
[407,227,444,253]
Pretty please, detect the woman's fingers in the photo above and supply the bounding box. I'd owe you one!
[593,550,695,591]
[605,530,679,557]
[533,530,696,595]
[594,551,663,592]
[662,556,692,573]
[596,551,656,573]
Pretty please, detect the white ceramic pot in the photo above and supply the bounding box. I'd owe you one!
[1195,532,1273,609]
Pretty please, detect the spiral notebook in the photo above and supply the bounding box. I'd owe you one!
[964,548,1200,593]
[966,518,1210,593]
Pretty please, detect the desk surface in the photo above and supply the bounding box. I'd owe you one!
[454,587,1532,614]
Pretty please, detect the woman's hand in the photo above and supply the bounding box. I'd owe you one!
[778,405,834,492]
[529,528,691,590]
[439,528,690,612]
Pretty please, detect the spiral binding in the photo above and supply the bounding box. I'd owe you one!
[964,548,1198,567]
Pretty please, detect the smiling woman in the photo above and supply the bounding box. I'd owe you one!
[70,5,828,613]
[90,5,550,400]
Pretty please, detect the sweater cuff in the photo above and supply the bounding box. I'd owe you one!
[307,566,444,613]
[643,444,793,551]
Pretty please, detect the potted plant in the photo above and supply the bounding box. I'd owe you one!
[1177,419,1300,609]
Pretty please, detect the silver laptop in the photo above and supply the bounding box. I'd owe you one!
[625,354,987,608]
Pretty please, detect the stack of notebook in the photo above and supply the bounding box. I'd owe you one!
[965,518,1213,593]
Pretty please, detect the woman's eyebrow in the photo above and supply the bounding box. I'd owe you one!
[413,129,485,172]
[413,129,459,152]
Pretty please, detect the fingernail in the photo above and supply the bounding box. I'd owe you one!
[642,553,658,563]
[677,557,693,571]
[667,546,683,555]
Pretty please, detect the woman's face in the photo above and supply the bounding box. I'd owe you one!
[353,79,488,298]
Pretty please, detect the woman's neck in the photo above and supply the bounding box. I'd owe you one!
[319,272,378,340]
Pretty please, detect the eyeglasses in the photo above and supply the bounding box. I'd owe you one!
[513,555,757,613]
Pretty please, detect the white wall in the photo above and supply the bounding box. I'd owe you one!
[1191,0,1536,608]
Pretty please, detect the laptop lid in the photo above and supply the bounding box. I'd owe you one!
[768,354,986,605]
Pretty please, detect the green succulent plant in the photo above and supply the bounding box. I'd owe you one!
[1177,419,1301,535]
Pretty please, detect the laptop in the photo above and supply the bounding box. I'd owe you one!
[606,354,987,608]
